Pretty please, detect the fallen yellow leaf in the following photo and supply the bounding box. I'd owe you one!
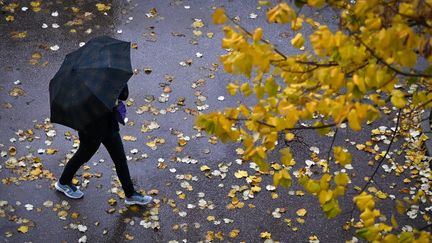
[296,208,307,217]
[17,226,29,233]
[234,170,248,178]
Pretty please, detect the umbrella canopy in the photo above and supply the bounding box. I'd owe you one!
[49,36,133,131]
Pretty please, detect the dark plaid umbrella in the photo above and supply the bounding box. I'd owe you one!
[49,36,133,131]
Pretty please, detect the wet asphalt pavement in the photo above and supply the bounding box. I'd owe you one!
[0,1,428,243]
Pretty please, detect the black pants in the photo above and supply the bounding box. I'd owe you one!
[59,130,135,197]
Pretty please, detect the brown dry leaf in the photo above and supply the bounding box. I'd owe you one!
[71,212,80,219]
[127,205,140,212]
[4,3,19,12]
[9,87,25,97]
[8,146,17,156]
[229,229,240,238]
[163,86,172,93]
[6,16,15,22]
[148,189,159,195]
[30,1,42,12]
[125,233,134,241]
[215,232,224,241]
[178,138,187,146]
[144,68,152,74]
[32,52,42,59]
[11,31,28,39]
[58,210,68,220]
[106,208,116,214]
[131,43,138,49]
[206,231,215,241]
[3,102,13,109]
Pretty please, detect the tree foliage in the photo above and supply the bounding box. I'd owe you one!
[197,0,432,241]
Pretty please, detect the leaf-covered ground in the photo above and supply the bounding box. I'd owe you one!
[0,0,430,242]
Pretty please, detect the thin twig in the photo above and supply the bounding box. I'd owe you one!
[354,36,432,78]
[419,223,432,231]
[227,15,288,60]
[228,117,339,131]
[327,128,338,162]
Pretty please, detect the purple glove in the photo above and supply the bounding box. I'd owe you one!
[115,101,127,125]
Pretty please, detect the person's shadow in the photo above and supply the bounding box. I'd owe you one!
[106,205,146,243]
[106,204,163,243]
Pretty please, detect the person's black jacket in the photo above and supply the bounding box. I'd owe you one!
[79,85,128,139]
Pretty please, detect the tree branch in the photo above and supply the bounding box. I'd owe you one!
[354,36,432,78]
[227,15,288,61]
[419,223,432,231]
[228,117,339,131]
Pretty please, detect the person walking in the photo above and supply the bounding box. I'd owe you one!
[55,85,152,205]
[49,36,152,205]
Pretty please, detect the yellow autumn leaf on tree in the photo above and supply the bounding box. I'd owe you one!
[348,109,362,131]
[360,208,381,227]
[307,0,325,7]
[267,3,296,24]
[240,83,253,96]
[291,33,304,49]
[273,169,292,187]
[280,147,295,166]
[334,172,349,186]
[353,192,375,211]
[333,146,352,166]
[253,28,263,41]
[213,8,228,25]
[319,190,333,204]
[226,83,239,96]
[391,90,406,108]
[305,179,321,193]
